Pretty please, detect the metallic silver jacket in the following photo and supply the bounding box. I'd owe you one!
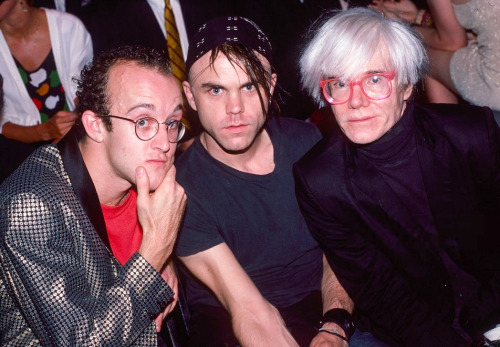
[0,130,174,346]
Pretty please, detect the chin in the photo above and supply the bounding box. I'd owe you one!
[343,124,383,144]
[231,133,258,148]
[147,168,169,190]
[148,178,163,192]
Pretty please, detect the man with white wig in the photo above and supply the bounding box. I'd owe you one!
[294,7,500,346]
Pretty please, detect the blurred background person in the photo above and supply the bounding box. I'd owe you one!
[369,0,500,125]
[0,0,92,182]
[76,0,348,121]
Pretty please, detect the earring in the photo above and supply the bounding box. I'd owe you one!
[19,1,28,12]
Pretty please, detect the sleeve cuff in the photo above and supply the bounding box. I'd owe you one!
[123,252,175,317]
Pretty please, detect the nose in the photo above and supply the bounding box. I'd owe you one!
[348,83,370,109]
[226,91,244,116]
[151,124,171,153]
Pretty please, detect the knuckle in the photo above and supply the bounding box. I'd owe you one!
[178,186,185,196]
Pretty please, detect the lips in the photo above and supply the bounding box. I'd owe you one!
[146,159,168,166]
[348,116,375,123]
[224,124,247,133]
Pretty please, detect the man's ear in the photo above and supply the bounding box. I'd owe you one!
[269,73,277,96]
[81,111,106,143]
[183,81,198,111]
[403,84,414,101]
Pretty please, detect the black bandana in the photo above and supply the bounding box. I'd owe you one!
[185,16,273,73]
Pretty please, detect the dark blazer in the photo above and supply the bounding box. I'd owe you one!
[294,102,500,346]
[0,129,174,345]
[79,0,167,54]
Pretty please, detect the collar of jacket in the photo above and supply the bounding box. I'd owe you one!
[57,127,111,250]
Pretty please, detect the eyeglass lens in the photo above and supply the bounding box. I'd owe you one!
[325,74,392,103]
[135,117,185,142]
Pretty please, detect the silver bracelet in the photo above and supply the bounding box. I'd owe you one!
[318,326,350,346]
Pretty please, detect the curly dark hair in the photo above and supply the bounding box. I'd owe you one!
[190,43,280,119]
[74,45,172,139]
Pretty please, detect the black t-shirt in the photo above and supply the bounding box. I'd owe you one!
[176,117,323,308]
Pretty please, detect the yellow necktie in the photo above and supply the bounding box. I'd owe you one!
[165,0,192,133]
[165,0,186,86]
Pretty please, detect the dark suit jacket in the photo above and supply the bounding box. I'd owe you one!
[294,102,500,346]
[78,0,167,54]
[0,129,174,345]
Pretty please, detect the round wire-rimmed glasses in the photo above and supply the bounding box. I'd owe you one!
[319,71,396,105]
[99,115,186,142]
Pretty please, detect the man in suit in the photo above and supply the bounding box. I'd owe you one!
[0,45,186,345]
[295,8,500,346]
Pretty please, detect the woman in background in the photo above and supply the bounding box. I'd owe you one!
[370,0,500,125]
[0,0,92,182]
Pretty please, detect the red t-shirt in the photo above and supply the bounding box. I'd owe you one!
[101,189,143,265]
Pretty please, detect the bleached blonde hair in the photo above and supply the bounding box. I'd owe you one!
[300,8,428,107]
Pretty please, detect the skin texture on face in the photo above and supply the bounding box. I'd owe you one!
[183,52,276,159]
[329,47,413,145]
[99,62,183,192]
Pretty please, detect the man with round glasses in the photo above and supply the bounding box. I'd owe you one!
[295,7,500,346]
[0,45,186,345]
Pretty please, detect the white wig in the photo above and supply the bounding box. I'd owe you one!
[300,8,429,107]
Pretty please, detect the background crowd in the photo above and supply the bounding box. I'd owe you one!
[0,0,420,182]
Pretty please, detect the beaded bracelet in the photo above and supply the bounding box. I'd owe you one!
[414,9,433,28]
[421,10,433,27]
[414,9,426,26]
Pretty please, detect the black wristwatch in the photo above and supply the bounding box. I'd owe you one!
[319,309,356,341]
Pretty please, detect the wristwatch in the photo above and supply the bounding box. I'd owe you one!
[320,309,356,341]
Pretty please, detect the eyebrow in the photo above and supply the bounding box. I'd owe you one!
[326,70,390,80]
[162,104,184,121]
[125,103,156,114]
[200,81,255,90]
[364,69,388,75]
[201,82,224,90]
[172,103,184,114]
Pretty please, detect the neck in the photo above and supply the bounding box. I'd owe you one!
[79,140,132,207]
[0,4,39,38]
[201,129,275,175]
[357,102,414,162]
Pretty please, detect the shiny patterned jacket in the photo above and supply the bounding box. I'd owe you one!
[0,129,174,346]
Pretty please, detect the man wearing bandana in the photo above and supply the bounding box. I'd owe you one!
[175,16,384,347]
